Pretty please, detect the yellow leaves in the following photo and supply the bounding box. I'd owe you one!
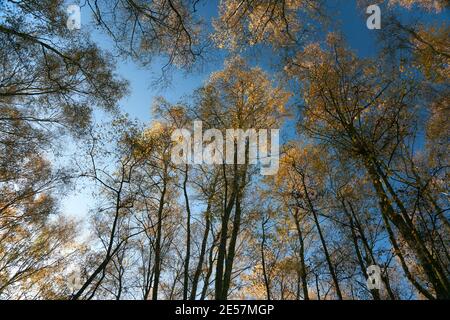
[326,32,342,46]
[130,119,174,161]
[241,257,300,299]
[25,193,55,219]
[246,0,301,45]
[272,144,327,196]
[0,209,77,298]
[213,0,317,49]
[143,121,166,139]
[203,56,291,128]
[425,95,450,166]
[410,24,450,83]
[389,0,447,12]
[427,100,449,140]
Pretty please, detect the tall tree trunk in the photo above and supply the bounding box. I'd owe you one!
[221,146,249,299]
[183,164,191,300]
[300,174,343,300]
[152,173,168,300]
[201,234,219,300]
[261,217,271,300]
[346,201,397,300]
[292,208,309,300]
[221,183,243,299]
[215,153,239,299]
[191,199,212,300]
[342,201,380,300]
[365,157,449,298]
[380,207,435,300]
[143,254,154,300]
[72,183,124,300]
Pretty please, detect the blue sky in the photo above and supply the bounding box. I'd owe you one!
[84,0,379,123]
[61,0,448,222]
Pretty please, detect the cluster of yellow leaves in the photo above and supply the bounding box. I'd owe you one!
[205,56,291,128]
[284,33,415,161]
[288,65,343,130]
[143,121,166,140]
[241,257,300,299]
[213,0,317,49]
[411,25,450,83]
[128,120,171,162]
[425,95,450,166]
[134,0,201,67]
[389,0,448,12]
[272,144,327,198]
[0,207,78,298]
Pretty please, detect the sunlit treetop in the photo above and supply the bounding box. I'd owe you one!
[212,0,323,49]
